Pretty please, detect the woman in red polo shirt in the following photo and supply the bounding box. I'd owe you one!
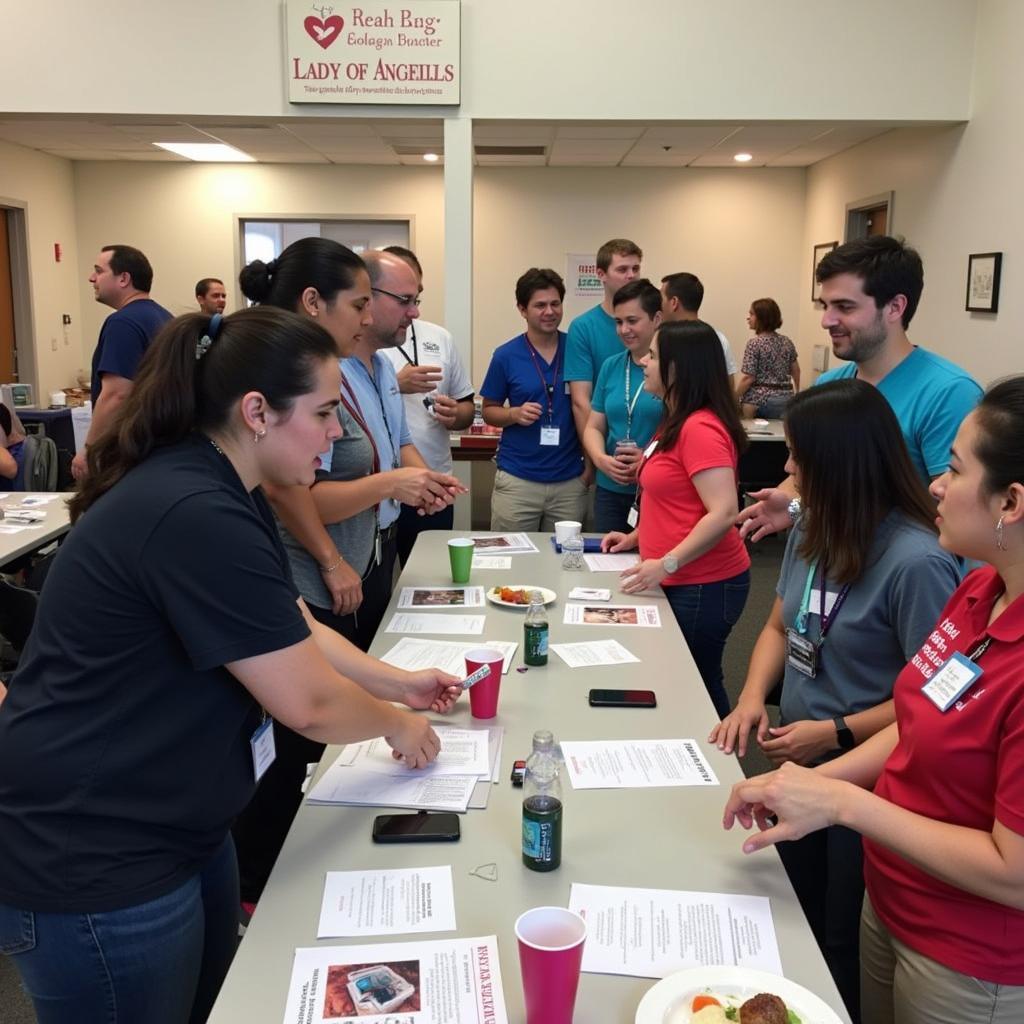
[723,376,1024,1022]
[601,319,750,717]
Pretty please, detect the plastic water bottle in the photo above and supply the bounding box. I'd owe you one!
[523,590,549,666]
[522,730,562,871]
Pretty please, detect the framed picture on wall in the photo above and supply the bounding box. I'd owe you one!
[811,241,838,303]
[966,252,1002,313]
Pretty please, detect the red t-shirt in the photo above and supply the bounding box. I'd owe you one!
[636,410,750,585]
[864,566,1024,983]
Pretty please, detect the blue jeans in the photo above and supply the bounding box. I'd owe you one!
[0,836,239,1024]
[663,569,750,718]
[593,486,636,534]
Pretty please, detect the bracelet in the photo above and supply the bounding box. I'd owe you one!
[319,556,344,574]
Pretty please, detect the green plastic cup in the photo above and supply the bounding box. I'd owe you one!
[448,538,475,583]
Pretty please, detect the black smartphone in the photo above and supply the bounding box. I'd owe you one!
[371,811,461,843]
[588,688,657,708]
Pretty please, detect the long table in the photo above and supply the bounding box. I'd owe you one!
[0,492,72,568]
[209,531,850,1023]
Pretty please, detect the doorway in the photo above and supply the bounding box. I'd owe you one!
[845,192,894,241]
[0,210,15,382]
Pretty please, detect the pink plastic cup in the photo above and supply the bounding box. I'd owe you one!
[464,647,504,719]
[515,906,587,1024]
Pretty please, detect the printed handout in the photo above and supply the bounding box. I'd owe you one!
[560,738,719,788]
[549,639,640,668]
[468,532,539,554]
[568,883,783,978]
[379,636,518,676]
[307,764,478,812]
[384,612,485,636]
[472,555,512,569]
[563,603,661,627]
[336,729,491,778]
[282,936,508,1023]
[317,866,456,938]
[397,586,485,609]
[583,552,640,572]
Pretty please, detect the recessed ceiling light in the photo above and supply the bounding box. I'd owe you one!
[734,152,753,163]
[154,142,254,162]
[423,152,440,162]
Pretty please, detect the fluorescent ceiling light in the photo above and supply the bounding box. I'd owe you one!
[733,152,753,163]
[154,142,255,162]
[423,152,440,162]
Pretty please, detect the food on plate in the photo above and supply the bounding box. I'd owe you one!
[492,586,531,604]
[689,990,802,1023]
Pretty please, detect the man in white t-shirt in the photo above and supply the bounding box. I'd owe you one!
[660,271,736,387]
[380,246,475,565]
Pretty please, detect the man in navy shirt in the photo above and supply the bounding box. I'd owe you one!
[72,245,171,480]
[481,268,587,531]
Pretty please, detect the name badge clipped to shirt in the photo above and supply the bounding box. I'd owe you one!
[250,717,277,781]
[540,426,561,446]
[922,651,984,712]
[627,504,639,528]
[785,628,818,677]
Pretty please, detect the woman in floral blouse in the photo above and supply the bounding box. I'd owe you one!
[736,297,800,418]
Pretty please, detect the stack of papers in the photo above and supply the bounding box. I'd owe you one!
[307,726,503,812]
[384,612,486,635]
[380,636,518,676]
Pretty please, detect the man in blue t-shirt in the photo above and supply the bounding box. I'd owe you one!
[738,235,983,542]
[564,239,643,462]
[72,245,172,480]
[481,268,587,532]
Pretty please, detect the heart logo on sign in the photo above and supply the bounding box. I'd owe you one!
[304,14,344,49]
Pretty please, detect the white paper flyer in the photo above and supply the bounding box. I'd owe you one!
[560,739,719,788]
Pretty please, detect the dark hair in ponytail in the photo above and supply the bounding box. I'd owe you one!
[974,376,1024,496]
[69,307,336,522]
[239,237,365,310]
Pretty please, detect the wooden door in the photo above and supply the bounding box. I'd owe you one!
[0,211,16,382]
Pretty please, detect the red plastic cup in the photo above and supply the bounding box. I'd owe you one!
[464,647,504,719]
[515,906,587,1024]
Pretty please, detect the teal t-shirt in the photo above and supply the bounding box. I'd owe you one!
[816,347,981,480]
[591,351,664,493]
[564,304,622,386]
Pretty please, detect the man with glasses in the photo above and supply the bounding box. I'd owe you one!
[379,246,475,566]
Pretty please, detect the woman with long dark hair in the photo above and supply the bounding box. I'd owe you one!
[601,319,751,717]
[724,378,1024,1024]
[0,308,458,1024]
[711,379,961,1022]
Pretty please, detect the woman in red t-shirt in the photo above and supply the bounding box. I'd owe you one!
[601,319,751,717]
[723,377,1024,1023]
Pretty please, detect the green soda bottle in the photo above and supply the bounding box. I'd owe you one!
[522,730,562,871]
[523,590,548,666]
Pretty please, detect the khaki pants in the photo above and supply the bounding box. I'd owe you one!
[861,895,1024,1024]
[490,469,588,533]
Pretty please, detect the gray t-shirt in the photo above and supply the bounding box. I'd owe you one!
[777,511,961,739]
[278,400,377,609]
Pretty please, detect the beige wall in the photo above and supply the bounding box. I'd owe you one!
[796,0,1023,389]
[0,140,83,397]
[473,167,806,377]
[0,1,976,121]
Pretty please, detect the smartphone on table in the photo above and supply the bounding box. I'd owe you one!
[588,688,657,708]
[372,811,461,843]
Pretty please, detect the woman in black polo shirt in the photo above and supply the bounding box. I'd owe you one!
[0,308,459,1024]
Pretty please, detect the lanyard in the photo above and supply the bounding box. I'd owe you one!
[396,323,418,367]
[967,636,993,662]
[623,352,643,440]
[339,375,381,474]
[795,561,851,637]
[632,436,660,512]
[523,335,561,425]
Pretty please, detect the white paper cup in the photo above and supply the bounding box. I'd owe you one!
[554,521,582,545]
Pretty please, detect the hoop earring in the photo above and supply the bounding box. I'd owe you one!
[996,514,1007,551]
[253,429,266,444]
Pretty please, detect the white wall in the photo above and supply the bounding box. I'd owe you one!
[0,0,976,121]
[473,167,807,378]
[0,140,84,397]
[797,0,1023,388]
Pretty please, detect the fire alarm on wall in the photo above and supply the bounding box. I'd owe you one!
[54,243,63,262]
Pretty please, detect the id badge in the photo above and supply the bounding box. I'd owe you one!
[627,504,639,528]
[643,439,659,458]
[922,651,984,712]
[785,628,819,677]
[564,382,571,395]
[250,718,276,781]
[540,426,560,446]
[374,530,383,565]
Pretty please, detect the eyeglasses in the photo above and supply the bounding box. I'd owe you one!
[372,287,421,308]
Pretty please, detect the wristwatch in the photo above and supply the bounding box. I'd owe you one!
[662,553,679,574]
[833,716,855,750]
[787,497,802,524]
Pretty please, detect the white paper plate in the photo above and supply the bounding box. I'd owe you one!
[486,585,556,609]
[635,966,844,1024]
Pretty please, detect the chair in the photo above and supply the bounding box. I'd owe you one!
[0,576,39,653]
